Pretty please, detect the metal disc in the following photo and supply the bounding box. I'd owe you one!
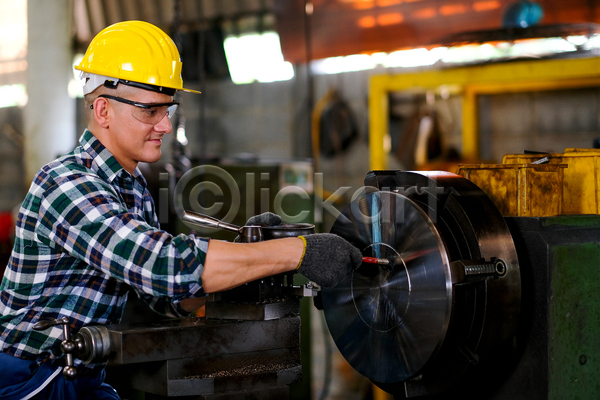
[322,190,452,383]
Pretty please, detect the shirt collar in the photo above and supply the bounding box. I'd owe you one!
[79,129,147,186]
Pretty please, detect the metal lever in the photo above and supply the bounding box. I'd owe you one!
[33,317,78,379]
[183,210,263,243]
[362,257,391,266]
[182,211,241,233]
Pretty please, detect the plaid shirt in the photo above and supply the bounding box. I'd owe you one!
[0,129,208,363]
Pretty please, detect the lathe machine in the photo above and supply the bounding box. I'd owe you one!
[319,168,600,399]
[41,167,600,399]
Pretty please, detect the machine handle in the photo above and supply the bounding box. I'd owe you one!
[183,211,264,243]
[32,319,60,331]
[183,211,242,234]
[33,317,78,379]
[362,257,390,266]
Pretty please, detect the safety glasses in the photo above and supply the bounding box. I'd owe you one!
[92,94,180,125]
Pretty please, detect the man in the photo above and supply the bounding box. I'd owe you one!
[0,21,362,399]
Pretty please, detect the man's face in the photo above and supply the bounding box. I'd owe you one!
[103,86,174,173]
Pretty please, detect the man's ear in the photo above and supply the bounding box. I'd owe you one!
[93,97,110,128]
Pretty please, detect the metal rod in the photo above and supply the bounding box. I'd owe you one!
[362,257,390,266]
[182,211,242,234]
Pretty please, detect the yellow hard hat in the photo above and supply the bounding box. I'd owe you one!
[75,20,200,95]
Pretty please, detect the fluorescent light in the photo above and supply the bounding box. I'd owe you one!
[582,34,600,50]
[508,38,576,56]
[440,44,504,64]
[385,48,439,68]
[311,47,449,75]
[311,56,347,74]
[0,84,27,108]
[566,35,588,47]
[224,31,294,84]
[239,32,594,79]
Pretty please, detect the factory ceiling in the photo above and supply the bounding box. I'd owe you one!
[72,0,600,64]
[72,0,275,51]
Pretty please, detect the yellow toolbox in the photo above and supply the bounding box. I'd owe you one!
[457,163,566,217]
[503,149,600,215]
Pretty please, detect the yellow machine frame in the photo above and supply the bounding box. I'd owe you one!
[368,56,600,170]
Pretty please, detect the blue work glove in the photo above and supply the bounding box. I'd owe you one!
[296,234,362,287]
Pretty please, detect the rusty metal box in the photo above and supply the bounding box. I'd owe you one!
[502,149,600,215]
[457,163,565,217]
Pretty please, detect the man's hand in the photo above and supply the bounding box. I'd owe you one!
[235,212,282,242]
[297,234,362,287]
[245,212,282,226]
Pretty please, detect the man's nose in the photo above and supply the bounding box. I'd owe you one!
[155,113,173,133]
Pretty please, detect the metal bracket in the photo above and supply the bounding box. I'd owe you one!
[291,283,318,297]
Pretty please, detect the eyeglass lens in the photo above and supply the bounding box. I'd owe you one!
[131,103,178,125]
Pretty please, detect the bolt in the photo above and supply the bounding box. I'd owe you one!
[495,260,507,276]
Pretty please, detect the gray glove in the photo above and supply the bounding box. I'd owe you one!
[297,233,362,287]
[246,212,282,227]
[235,212,282,242]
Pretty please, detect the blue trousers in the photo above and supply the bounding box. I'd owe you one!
[0,353,119,400]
